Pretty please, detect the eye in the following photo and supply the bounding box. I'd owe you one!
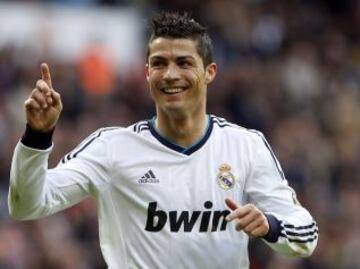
[150,60,166,68]
[177,60,192,68]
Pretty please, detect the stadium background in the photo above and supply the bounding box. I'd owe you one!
[0,0,359,268]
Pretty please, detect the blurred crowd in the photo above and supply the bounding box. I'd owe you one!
[1,0,360,268]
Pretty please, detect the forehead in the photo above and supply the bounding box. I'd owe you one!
[148,37,201,60]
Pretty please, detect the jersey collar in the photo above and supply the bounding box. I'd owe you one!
[148,115,213,156]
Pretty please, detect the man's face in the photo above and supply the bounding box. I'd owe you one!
[146,37,217,119]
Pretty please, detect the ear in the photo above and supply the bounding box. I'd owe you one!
[145,63,150,82]
[205,63,217,84]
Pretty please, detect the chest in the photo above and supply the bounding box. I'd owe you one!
[110,140,250,212]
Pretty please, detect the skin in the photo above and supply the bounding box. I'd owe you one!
[225,198,269,237]
[25,37,269,238]
[146,37,217,147]
[25,63,62,132]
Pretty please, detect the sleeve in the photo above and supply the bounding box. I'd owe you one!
[244,131,318,257]
[8,129,110,221]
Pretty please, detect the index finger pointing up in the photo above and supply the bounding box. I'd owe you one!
[41,62,52,89]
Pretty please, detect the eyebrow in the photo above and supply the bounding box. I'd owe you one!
[149,56,166,61]
[176,56,196,61]
[149,55,196,61]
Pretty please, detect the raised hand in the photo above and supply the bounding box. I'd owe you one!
[24,63,63,132]
[225,197,269,237]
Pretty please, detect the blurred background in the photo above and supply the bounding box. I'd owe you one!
[0,0,359,268]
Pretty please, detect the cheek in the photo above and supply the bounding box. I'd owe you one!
[191,71,205,90]
[147,75,158,96]
[148,72,161,88]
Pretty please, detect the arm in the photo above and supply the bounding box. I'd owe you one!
[9,127,109,220]
[226,131,318,257]
[8,63,108,220]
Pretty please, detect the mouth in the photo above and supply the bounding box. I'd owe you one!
[160,86,188,95]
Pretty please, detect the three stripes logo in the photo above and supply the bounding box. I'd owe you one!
[279,221,318,243]
[138,170,159,184]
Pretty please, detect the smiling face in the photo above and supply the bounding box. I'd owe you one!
[146,37,217,120]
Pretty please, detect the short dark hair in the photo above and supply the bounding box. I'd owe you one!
[147,12,214,67]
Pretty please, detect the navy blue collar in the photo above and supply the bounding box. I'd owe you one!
[148,116,213,155]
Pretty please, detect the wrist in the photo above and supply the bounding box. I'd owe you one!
[21,124,55,149]
[263,214,281,243]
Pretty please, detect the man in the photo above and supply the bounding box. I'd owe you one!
[8,12,318,268]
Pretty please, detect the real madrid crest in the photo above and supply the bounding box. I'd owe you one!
[216,164,236,190]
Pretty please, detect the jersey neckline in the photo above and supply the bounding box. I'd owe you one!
[148,115,213,156]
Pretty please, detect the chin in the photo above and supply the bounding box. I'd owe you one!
[162,105,188,118]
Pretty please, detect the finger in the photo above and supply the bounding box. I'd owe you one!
[226,206,250,222]
[248,225,268,237]
[36,80,52,97]
[226,201,254,222]
[41,62,52,89]
[31,88,48,109]
[233,209,260,231]
[225,197,238,211]
[24,98,41,111]
[242,216,264,234]
[234,213,257,231]
[50,90,62,109]
[47,95,53,105]
[235,221,244,231]
[225,198,239,222]
[244,207,264,226]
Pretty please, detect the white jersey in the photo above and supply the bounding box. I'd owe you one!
[8,115,318,269]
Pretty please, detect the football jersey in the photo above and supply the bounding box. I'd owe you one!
[8,115,318,269]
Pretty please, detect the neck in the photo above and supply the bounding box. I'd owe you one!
[155,113,208,148]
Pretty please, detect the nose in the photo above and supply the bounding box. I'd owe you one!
[163,63,180,82]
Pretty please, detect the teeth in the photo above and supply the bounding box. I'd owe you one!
[162,87,184,94]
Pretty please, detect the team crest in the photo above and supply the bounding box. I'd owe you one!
[216,164,235,190]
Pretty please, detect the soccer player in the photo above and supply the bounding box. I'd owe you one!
[8,12,318,268]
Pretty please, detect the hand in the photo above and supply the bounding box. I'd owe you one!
[225,197,269,237]
[24,63,63,132]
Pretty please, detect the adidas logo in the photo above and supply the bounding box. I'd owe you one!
[138,170,159,184]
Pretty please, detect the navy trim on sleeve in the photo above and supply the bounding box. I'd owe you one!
[21,124,54,150]
[263,214,282,243]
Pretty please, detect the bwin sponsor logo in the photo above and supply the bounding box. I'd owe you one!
[145,201,231,232]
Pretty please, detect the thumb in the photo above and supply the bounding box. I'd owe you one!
[41,62,53,89]
[225,197,238,211]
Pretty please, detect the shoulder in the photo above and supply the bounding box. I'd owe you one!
[96,120,154,144]
[77,119,152,143]
[88,126,127,142]
[128,120,150,134]
[90,120,151,142]
[210,115,264,143]
[60,123,148,163]
[79,123,144,146]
